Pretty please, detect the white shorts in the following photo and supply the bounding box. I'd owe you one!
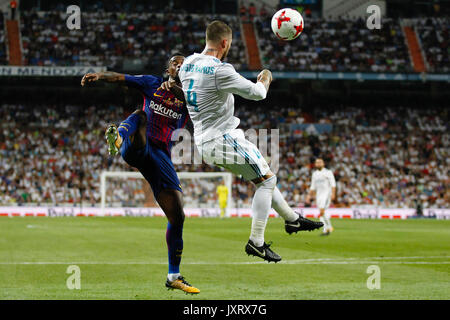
[198,129,271,181]
[316,194,331,210]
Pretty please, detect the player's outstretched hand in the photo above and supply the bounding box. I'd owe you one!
[81,73,100,86]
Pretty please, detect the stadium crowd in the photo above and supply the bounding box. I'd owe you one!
[255,16,413,72]
[415,17,449,73]
[15,5,449,74]
[20,11,247,71]
[6,6,446,74]
[0,103,448,209]
[19,9,415,73]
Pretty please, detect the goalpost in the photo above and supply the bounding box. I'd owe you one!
[100,171,233,216]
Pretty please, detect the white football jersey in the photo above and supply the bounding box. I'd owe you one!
[178,53,267,145]
[311,168,336,196]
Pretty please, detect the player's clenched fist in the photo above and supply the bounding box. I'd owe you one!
[257,69,272,84]
[81,73,100,86]
[257,69,272,92]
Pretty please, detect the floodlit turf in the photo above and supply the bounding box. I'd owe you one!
[0,217,449,300]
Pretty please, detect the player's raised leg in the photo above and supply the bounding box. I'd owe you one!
[272,188,323,234]
[105,109,146,156]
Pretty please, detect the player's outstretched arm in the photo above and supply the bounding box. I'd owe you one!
[81,71,125,86]
[216,64,270,101]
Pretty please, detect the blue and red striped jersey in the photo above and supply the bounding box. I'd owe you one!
[124,74,189,154]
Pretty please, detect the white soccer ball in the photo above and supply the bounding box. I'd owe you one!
[271,8,304,41]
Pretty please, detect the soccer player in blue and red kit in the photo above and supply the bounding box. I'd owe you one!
[81,54,200,294]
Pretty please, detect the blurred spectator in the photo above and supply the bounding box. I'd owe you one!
[260,5,268,18]
[10,0,17,20]
[248,2,256,22]
[304,7,312,18]
[240,3,247,22]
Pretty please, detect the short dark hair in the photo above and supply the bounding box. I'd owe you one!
[170,52,185,59]
[206,20,232,43]
[167,53,185,67]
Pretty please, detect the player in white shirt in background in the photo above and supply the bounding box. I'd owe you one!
[306,158,337,236]
[177,20,323,263]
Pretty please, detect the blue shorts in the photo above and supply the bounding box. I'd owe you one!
[120,137,182,198]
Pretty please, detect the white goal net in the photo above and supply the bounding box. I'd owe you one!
[100,171,233,216]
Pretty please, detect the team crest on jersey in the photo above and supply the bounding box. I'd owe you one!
[164,97,184,108]
[153,89,184,108]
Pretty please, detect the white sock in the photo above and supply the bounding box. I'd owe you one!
[325,215,332,230]
[320,216,327,232]
[250,218,268,247]
[168,273,181,281]
[272,187,298,222]
[250,176,276,246]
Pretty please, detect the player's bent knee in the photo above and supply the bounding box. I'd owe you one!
[133,109,147,122]
[131,109,147,148]
[131,109,147,128]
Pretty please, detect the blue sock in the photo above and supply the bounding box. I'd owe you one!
[166,222,183,275]
[117,113,140,142]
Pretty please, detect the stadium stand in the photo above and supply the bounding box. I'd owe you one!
[4,6,444,73]
[0,103,447,209]
[415,17,449,73]
[255,16,414,72]
[20,11,247,70]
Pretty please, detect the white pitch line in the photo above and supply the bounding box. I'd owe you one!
[278,261,450,265]
[0,261,449,265]
[0,256,449,265]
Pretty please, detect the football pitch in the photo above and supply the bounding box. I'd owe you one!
[0,217,449,300]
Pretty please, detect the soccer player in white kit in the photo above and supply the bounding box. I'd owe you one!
[306,158,336,236]
[177,21,323,262]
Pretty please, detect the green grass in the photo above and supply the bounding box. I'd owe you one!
[0,217,449,300]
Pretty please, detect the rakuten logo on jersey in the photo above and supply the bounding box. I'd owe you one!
[149,100,182,120]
